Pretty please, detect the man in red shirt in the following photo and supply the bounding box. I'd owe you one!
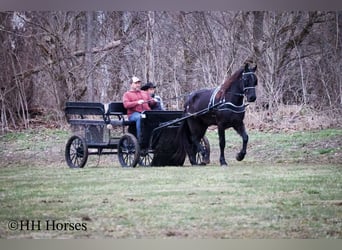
[123,76,156,140]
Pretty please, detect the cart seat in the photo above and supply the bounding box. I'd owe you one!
[65,102,105,116]
[106,102,127,115]
[106,102,135,126]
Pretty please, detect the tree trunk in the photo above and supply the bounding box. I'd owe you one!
[86,11,94,101]
[145,11,155,82]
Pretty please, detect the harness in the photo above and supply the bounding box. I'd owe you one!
[206,86,247,113]
[207,71,256,114]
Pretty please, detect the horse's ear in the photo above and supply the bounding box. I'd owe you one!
[252,64,257,72]
[244,63,249,72]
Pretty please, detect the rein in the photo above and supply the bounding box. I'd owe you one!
[158,92,190,104]
[162,70,255,114]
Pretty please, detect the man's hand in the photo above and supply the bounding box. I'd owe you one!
[137,99,144,105]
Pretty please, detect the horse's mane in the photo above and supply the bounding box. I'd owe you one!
[216,68,243,100]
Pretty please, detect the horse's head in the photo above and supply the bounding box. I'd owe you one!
[242,63,258,102]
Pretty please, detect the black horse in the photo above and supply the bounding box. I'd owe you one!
[175,63,258,166]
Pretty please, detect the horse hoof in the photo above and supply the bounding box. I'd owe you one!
[236,153,245,161]
[220,161,228,166]
[203,159,210,165]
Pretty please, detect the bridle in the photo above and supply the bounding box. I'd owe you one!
[222,71,257,97]
[242,71,257,93]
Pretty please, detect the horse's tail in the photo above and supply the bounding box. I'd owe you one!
[149,117,189,166]
[170,119,194,165]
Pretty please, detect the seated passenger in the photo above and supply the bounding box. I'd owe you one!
[122,76,156,140]
[141,82,165,111]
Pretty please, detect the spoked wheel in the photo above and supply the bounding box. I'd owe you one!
[195,135,210,165]
[139,150,154,167]
[118,133,140,168]
[65,135,88,168]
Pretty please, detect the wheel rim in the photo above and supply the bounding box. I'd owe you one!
[65,135,88,168]
[139,150,154,166]
[195,136,210,165]
[118,134,140,168]
[71,138,84,164]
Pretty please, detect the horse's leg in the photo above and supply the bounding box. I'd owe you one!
[234,123,249,161]
[187,119,208,165]
[188,136,198,165]
[218,128,228,166]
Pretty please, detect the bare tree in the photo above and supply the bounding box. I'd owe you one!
[86,11,94,101]
[1,11,341,132]
[145,11,154,82]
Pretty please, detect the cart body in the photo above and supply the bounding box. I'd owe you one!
[64,101,210,168]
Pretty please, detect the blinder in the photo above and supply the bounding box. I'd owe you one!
[241,71,257,102]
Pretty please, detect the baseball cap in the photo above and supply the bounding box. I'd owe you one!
[141,82,157,90]
[132,76,141,83]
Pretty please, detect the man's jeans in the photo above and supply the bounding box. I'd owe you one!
[128,112,141,140]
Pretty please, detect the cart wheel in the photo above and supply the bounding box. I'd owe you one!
[118,133,140,168]
[65,135,88,168]
[139,150,154,167]
[196,135,210,165]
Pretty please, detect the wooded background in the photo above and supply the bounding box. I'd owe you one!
[0,11,341,132]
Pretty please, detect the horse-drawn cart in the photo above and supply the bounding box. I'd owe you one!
[64,101,210,168]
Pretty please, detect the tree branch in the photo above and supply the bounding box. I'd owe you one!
[73,40,121,57]
[13,40,121,79]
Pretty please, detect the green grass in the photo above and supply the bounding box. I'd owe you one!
[205,128,342,165]
[0,128,341,238]
[0,165,341,238]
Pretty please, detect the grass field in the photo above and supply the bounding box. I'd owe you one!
[0,128,341,238]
